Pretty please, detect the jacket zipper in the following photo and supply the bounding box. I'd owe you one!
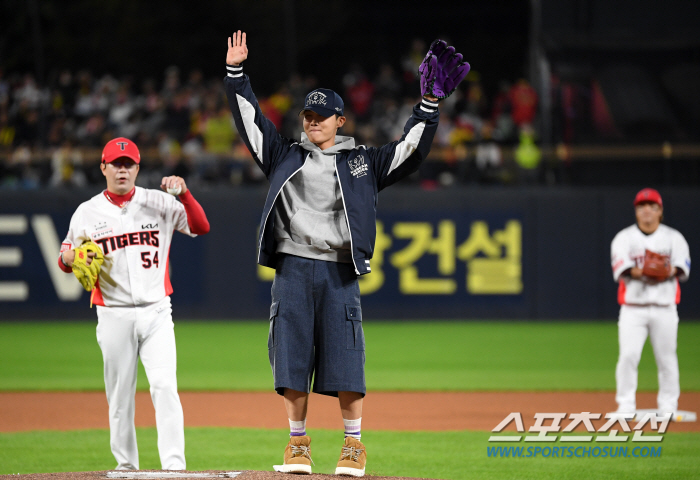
[334,159,359,275]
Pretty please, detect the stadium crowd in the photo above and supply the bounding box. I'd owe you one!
[0,39,545,190]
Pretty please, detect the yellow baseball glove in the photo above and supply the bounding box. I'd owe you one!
[71,241,105,291]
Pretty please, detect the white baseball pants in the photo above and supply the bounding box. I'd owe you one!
[96,296,185,470]
[615,304,680,413]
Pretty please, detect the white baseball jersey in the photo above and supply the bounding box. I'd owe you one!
[61,187,195,306]
[611,224,690,306]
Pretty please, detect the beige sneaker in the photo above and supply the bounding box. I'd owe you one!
[335,436,366,477]
[273,435,314,474]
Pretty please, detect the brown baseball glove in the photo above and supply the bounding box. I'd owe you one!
[642,249,671,280]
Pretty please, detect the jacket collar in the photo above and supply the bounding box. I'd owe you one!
[300,133,355,155]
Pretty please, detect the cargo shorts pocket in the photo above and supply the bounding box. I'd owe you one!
[345,305,365,351]
[268,301,280,349]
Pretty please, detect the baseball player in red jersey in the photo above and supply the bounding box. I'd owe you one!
[610,188,690,417]
[58,137,210,470]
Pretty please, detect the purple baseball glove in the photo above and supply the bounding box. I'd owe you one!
[419,39,471,100]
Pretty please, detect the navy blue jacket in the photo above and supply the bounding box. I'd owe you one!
[224,66,440,275]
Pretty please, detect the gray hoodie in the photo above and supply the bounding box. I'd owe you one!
[273,133,355,263]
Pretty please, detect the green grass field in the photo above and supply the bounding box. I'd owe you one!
[2,321,700,392]
[1,320,699,479]
[2,428,699,479]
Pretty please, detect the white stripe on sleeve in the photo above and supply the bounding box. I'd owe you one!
[419,99,438,113]
[386,121,426,176]
[226,65,243,78]
[236,93,264,161]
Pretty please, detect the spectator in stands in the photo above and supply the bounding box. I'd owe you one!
[185,69,206,112]
[343,64,374,122]
[164,90,192,142]
[491,80,515,142]
[76,112,107,147]
[161,66,181,102]
[0,39,556,188]
[0,69,9,109]
[514,124,541,184]
[400,38,425,97]
[0,110,15,148]
[14,74,43,110]
[374,63,401,102]
[202,105,236,156]
[49,139,86,188]
[464,73,488,118]
[474,122,503,184]
[3,143,39,189]
[509,78,538,128]
[57,69,77,116]
[158,133,191,182]
[13,104,40,147]
[109,85,136,132]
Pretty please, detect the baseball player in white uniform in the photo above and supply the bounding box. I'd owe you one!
[57,137,210,470]
[610,188,690,415]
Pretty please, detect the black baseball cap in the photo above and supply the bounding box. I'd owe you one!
[298,88,344,117]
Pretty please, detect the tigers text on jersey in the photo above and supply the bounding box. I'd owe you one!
[611,224,691,306]
[61,187,195,306]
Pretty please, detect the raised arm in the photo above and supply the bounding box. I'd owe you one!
[369,40,470,190]
[223,30,292,178]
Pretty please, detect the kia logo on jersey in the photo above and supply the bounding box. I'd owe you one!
[142,223,158,229]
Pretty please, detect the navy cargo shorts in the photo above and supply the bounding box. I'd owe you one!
[268,254,366,397]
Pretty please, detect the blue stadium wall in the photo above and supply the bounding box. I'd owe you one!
[1,187,697,320]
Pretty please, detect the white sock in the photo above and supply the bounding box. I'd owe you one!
[343,417,362,440]
[289,419,306,437]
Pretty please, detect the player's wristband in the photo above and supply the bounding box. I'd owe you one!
[60,252,70,268]
[226,64,243,78]
[420,98,439,113]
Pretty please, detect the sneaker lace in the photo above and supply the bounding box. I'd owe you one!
[341,445,364,462]
[291,445,315,465]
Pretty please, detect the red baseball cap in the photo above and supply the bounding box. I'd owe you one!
[102,137,140,164]
[633,188,662,207]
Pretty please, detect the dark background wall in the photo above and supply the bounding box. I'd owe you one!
[1,187,696,321]
[1,0,530,99]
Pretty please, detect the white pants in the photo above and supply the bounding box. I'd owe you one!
[615,304,680,413]
[96,296,185,470]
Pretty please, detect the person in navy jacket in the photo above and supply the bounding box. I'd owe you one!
[224,30,441,476]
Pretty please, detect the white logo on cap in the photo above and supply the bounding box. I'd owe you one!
[306,91,328,107]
